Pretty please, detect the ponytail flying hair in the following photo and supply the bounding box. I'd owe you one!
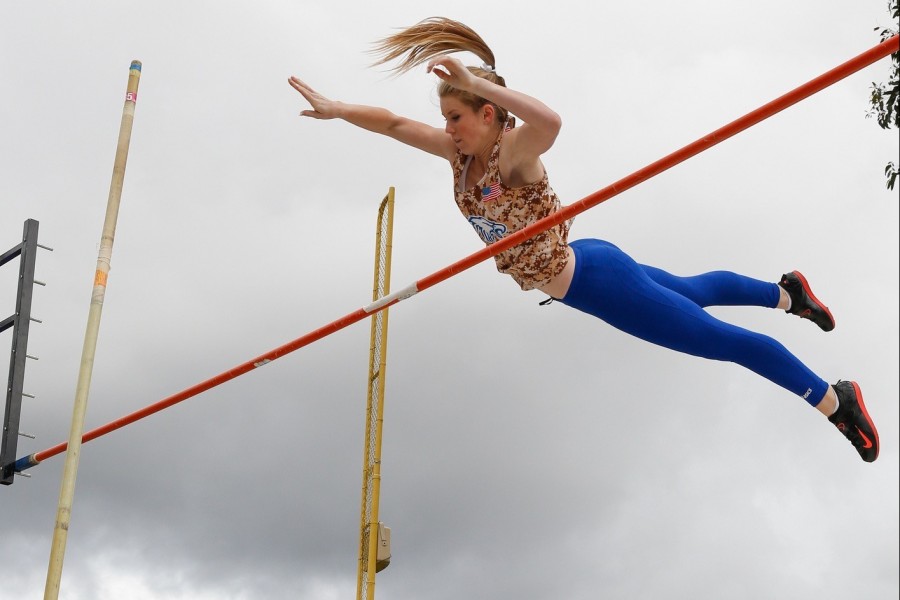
[370,17,509,124]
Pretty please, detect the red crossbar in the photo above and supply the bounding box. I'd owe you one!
[14,34,898,473]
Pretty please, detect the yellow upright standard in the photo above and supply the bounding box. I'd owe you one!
[356,188,395,600]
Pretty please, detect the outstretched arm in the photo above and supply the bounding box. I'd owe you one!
[288,76,456,160]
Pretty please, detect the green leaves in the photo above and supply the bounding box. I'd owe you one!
[884,162,898,191]
[866,0,899,190]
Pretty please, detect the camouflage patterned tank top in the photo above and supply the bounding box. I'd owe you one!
[452,118,572,291]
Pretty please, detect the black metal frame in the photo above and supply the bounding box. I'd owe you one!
[1,219,39,485]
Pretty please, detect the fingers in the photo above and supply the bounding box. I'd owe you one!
[429,67,449,81]
[288,76,319,107]
[426,56,468,85]
[289,76,333,119]
[288,76,312,94]
[426,57,450,73]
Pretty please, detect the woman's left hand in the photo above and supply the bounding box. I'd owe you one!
[426,56,477,91]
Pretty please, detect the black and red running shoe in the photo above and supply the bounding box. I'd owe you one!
[779,271,836,332]
[829,380,879,463]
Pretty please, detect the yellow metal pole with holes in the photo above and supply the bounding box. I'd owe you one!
[357,188,395,600]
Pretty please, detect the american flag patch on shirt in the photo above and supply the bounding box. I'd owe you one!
[481,182,502,202]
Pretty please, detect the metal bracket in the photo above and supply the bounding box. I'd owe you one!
[1,219,42,485]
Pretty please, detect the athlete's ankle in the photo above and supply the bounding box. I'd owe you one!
[816,387,839,417]
[777,286,792,311]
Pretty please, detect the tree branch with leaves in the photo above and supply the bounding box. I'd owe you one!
[867,0,900,190]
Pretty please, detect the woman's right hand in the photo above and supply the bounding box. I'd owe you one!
[287,74,455,160]
[288,76,340,119]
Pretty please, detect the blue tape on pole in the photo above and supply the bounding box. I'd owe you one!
[13,454,37,473]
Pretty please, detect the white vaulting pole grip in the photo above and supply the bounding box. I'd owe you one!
[362,283,419,314]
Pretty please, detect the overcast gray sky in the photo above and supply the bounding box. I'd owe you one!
[2,2,898,599]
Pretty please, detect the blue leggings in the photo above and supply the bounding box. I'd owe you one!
[559,239,828,405]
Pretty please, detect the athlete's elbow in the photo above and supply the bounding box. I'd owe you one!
[543,111,562,144]
[548,110,562,133]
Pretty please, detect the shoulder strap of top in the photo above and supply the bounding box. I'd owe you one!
[457,154,474,194]
[486,116,516,179]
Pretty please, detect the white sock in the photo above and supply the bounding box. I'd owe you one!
[780,286,792,311]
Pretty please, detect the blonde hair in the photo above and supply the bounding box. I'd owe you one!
[371,17,509,123]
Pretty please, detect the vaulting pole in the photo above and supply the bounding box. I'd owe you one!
[43,60,142,600]
[12,36,897,475]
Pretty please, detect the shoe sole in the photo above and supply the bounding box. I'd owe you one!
[791,270,836,332]
[849,380,880,462]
